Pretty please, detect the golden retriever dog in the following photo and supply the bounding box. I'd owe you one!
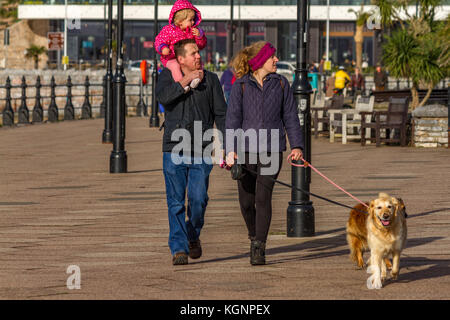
[346,193,407,289]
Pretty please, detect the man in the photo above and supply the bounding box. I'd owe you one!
[156,39,227,265]
[334,66,351,94]
[374,63,388,91]
[350,67,365,98]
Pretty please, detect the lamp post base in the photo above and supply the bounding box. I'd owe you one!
[149,115,160,128]
[110,151,127,173]
[102,129,113,144]
[287,201,315,237]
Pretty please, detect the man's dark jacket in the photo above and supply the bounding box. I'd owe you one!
[156,68,227,153]
[374,70,388,87]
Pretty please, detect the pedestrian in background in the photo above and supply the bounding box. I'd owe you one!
[350,66,365,98]
[225,41,304,266]
[334,66,351,95]
[374,63,388,91]
[326,71,336,98]
[309,61,318,73]
[220,62,235,104]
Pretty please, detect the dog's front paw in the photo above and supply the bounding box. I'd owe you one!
[367,274,383,289]
[391,271,398,280]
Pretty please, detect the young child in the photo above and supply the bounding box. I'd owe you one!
[155,0,207,91]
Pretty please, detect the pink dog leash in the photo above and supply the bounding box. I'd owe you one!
[288,156,369,209]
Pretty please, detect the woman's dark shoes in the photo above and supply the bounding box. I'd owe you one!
[250,240,266,265]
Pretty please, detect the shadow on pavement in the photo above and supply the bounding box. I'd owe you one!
[127,168,163,174]
[407,208,450,219]
[383,256,450,287]
[406,237,445,250]
[192,233,445,267]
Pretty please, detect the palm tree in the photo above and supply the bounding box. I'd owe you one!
[25,44,47,70]
[373,0,448,109]
[348,5,372,70]
[436,15,450,72]
[0,0,19,27]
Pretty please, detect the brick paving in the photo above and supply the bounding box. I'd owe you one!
[0,117,449,300]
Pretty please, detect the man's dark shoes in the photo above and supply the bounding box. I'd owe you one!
[172,252,188,265]
[188,240,202,259]
[250,240,266,265]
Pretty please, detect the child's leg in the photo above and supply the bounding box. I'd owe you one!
[166,59,183,82]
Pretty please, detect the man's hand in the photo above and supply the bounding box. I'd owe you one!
[191,28,200,37]
[161,47,170,56]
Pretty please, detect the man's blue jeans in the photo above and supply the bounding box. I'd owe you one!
[163,152,213,255]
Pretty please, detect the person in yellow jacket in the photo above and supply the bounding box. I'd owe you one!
[334,66,351,90]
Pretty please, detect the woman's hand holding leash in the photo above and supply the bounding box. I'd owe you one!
[287,148,303,162]
[226,152,238,167]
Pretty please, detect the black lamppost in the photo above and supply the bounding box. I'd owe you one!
[228,0,234,63]
[102,0,113,144]
[149,0,160,128]
[110,0,127,173]
[287,0,315,237]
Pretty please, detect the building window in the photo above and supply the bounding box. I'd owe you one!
[245,22,265,46]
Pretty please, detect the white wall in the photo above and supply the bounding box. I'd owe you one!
[18,4,450,21]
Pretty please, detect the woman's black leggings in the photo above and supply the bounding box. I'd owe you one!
[237,153,283,242]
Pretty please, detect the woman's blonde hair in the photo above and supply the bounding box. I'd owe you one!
[173,9,195,26]
[232,41,268,79]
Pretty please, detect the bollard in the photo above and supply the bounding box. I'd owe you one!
[48,76,59,122]
[32,76,43,123]
[81,76,92,119]
[144,83,149,116]
[64,76,75,120]
[136,77,146,117]
[18,76,30,124]
[100,75,106,118]
[2,77,14,126]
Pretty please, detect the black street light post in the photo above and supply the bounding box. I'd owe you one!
[110,0,127,173]
[149,0,160,128]
[102,0,113,144]
[228,0,234,63]
[287,0,315,237]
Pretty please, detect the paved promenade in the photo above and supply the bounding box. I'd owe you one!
[0,117,449,300]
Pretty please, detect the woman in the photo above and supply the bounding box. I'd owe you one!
[225,41,304,265]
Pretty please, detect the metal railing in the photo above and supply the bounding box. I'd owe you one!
[0,75,151,126]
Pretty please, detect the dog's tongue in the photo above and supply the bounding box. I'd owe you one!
[381,220,390,226]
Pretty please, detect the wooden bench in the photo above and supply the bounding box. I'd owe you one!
[360,97,409,147]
